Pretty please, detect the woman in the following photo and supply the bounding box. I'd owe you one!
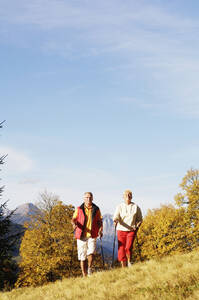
[113,190,142,267]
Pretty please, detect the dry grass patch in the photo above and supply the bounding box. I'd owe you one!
[1,250,199,300]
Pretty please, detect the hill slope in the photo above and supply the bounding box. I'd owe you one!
[1,249,199,299]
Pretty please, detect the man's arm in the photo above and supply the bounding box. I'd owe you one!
[71,219,77,230]
[98,225,103,238]
[71,208,78,230]
[97,210,103,238]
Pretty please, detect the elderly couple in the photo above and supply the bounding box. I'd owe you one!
[71,190,142,276]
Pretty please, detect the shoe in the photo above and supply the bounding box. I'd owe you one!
[88,267,92,276]
[127,261,132,267]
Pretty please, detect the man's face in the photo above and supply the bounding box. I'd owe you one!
[84,193,93,207]
[123,193,132,205]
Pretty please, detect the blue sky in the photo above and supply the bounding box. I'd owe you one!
[0,0,199,215]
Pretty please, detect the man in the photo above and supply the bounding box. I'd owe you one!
[71,192,103,276]
[113,190,142,267]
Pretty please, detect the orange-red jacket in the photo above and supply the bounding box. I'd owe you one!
[74,203,102,239]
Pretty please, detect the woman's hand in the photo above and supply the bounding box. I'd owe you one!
[131,225,137,231]
[113,219,118,227]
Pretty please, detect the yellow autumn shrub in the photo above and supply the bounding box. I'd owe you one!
[134,204,190,261]
[16,201,80,287]
[175,168,199,249]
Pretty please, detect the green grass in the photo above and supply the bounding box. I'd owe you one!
[1,249,199,300]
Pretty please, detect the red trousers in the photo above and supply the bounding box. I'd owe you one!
[117,230,136,262]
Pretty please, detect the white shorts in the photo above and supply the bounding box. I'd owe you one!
[77,237,97,261]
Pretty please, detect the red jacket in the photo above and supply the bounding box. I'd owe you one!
[74,203,102,239]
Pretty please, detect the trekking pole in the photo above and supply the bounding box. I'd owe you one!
[69,230,76,277]
[100,237,105,268]
[135,231,142,261]
[111,224,117,268]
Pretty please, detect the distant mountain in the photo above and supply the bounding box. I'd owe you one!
[103,213,115,238]
[101,213,118,259]
[11,203,40,225]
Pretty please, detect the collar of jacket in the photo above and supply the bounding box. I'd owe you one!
[80,202,99,221]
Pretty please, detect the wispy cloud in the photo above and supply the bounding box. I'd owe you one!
[1,0,199,117]
[1,1,198,49]
[0,146,34,173]
[18,178,40,185]
[1,1,198,30]
[2,158,185,213]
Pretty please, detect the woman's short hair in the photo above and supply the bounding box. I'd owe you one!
[123,190,132,198]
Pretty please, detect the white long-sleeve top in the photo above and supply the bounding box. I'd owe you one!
[113,202,142,231]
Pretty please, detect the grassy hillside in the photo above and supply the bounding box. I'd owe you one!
[1,249,199,300]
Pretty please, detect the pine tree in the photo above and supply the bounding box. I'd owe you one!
[0,121,17,290]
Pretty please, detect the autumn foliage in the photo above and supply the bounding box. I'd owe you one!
[15,168,199,288]
[134,205,190,261]
[134,168,199,262]
[175,168,199,249]
[16,199,80,287]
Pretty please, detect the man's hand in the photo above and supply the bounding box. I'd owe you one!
[98,228,103,238]
[72,223,77,230]
[71,220,77,231]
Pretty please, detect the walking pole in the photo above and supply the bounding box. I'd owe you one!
[69,230,75,277]
[111,224,116,268]
[135,228,142,262]
[100,237,105,268]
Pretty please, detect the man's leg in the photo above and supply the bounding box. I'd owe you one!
[87,238,96,275]
[80,260,87,277]
[77,238,88,276]
[87,254,94,275]
[87,254,93,268]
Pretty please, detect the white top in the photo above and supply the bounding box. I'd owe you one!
[113,202,142,231]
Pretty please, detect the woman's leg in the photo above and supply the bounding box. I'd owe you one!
[125,231,136,265]
[117,231,128,267]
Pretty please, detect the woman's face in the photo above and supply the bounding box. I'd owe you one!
[123,193,132,205]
